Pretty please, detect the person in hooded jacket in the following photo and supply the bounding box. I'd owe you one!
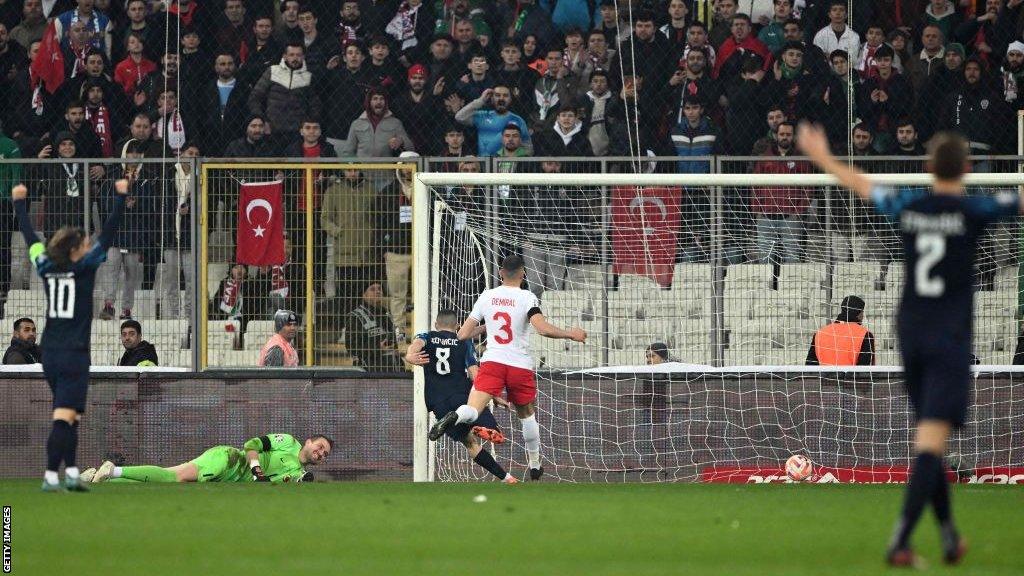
[340,86,416,157]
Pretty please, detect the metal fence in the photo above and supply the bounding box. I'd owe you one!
[1,155,1022,369]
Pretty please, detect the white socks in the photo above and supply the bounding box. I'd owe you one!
[65,466,79,480]
[455,405,479,424]
[44,470,59,485]
[112,466,123,478]
[521,415,541,468]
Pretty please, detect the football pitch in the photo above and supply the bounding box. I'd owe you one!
[3,481,1021,575]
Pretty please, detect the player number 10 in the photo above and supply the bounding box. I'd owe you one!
[46,277,76,319]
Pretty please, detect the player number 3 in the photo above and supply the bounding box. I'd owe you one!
[492,311,513,344]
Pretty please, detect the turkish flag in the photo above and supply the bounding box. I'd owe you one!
[236,181,285,266]
[611,186,681,288]
[31,21,64,95]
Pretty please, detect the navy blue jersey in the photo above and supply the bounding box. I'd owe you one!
[417,329,478,409]
[873,186,1020,329]
[15,195,124,351]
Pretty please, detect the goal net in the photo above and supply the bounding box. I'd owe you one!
[412,170,1024,483]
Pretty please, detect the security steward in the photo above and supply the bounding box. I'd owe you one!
[806,295,875,366]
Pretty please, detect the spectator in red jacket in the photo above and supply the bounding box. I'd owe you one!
[750,121,811,264]
[713,13,771,81]
[113,32,156,97]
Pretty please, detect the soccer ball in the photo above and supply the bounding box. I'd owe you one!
[785,455,814,482]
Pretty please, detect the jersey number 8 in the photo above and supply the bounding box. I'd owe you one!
[47,277,76,319]
[435,347,451,375]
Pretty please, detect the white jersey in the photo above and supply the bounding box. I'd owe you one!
[469,285,540,370]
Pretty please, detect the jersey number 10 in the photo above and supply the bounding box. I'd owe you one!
[47,277,76,319]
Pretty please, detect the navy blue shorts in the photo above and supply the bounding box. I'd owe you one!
[898,324,971,427]
[42,350,91,413]
[429,394,499,442]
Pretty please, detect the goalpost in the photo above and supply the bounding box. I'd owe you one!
[412,171,1024,483]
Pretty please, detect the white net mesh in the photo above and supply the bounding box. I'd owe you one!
[421,171,1024,482]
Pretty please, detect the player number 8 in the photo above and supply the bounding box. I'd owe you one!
[435,347,451,375]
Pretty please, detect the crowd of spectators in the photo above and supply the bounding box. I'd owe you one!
[1,0,1022,167]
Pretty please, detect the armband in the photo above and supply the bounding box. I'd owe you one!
[527,307,542,319]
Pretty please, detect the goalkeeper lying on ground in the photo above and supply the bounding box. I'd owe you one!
[80,433,333,483]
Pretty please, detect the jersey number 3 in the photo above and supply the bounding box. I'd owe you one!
[47,277,76,319]
[492,312,513,344]
[914,233,946,297]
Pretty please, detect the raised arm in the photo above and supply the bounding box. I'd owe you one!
[797,122,873,202]
[11,184,41,247]
[457,317,482,341]
[96,179,129,251]
[529,313,587,342]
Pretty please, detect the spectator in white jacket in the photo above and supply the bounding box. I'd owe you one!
[812,1,860,62]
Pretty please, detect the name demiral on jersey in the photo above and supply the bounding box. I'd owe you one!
[901,211,966,235]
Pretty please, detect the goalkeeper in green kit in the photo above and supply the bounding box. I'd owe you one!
[80,433,333,483]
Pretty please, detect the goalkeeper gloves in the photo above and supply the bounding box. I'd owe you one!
[250,459,270,482]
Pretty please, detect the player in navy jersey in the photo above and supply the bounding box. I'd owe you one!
[799,123,1023,567]
[12,180,127,492]
[405,309,518,483]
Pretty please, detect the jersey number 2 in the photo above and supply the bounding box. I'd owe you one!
[47,277,75,319]
[492,312,513,344]
[914,233,946,297]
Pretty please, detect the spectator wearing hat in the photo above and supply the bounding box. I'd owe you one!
[806,295,875,366]
[340,86,415,157]
[345,281,401,372]
[941,55,1014,158]
[856,43,912,153]
[455,84,531,156]
[118,320,159,367]
[260,310,300,367]
[392,63,449,154]
[224,114,277,157]
[1000,40,1024,112]
[37,130,87,234]
[812,1,860,67]
[317,41,373,151]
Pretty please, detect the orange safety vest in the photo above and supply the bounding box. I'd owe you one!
[813,321,871,366]
[259,333,299,367]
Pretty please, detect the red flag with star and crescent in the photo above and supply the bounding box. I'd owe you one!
[611,186,681,288]
[236,181,285,265]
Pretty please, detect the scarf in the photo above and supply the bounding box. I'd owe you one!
[270,264,289,298]
[781,62,802,80]
[386,2,420,49]
[157,109,186,152]
[85,104,113,157]
[169,2,195,26]
[174,162,191,241]
[535,76,559,121]
[1003,66,1024,102]
[220,277,242,318]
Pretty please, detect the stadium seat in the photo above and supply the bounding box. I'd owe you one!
[672,264,712,289]
[832,262,879,297]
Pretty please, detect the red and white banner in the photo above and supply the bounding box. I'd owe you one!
[701,465,1024,484]
[611,186,681,288]
[236,180,285,266]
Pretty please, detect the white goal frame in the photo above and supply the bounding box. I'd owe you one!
[411,171,1024,482]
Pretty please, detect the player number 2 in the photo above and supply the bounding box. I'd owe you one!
[914,233,946,297]
[492,312,513,344]
[435,347,451,375]
[46,277,75,319]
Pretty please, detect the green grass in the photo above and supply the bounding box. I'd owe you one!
[3,481,1022,575]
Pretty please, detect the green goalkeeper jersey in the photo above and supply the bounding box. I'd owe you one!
[242,433,307,482]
